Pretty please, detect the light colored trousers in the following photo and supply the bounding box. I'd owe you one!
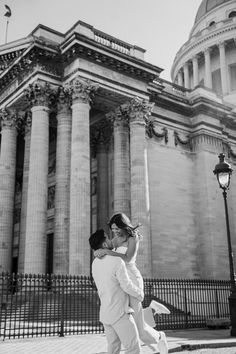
[127,264,160,351]
[103,313,141,354]
[130,295,160,351]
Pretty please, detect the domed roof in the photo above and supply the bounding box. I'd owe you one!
[195,0,233,23]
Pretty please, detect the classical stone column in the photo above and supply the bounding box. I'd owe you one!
[23,82,52,274]
[0,109,18,273]
[177,70,183,86]
[219,41,228,95]
[53,88,72,274]
[65,77,98,275]
[192,55,199,88]
[96,121,111,231]
[183,62,190,89]
[18,112,32,274]
[126,97,154,277]
[204,48,212,89]
[107,108,130,217]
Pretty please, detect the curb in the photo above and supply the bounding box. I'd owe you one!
[169,341,236,353]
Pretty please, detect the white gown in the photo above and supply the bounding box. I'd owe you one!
[114,245,160,352]
[115,246,143,290]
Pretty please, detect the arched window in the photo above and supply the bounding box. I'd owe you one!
[209,21,215,26]
[229,11,236,18]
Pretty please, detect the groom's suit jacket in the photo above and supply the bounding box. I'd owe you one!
[92,255,143,325]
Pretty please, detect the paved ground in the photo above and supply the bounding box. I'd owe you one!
[1,328,236,353]
[180,350,236,354]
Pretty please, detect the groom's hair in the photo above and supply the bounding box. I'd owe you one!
[89,229,106,250]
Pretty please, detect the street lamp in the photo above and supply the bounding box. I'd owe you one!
[213,153,236,336]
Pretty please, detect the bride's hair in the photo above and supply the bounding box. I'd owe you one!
[108,213,142,239]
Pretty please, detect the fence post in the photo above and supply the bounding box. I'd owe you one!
[59,278,65,337]
[0,272,9,341]
[215,289,219,318]
[184,288,188,328]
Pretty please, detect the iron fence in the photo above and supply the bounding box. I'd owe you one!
[0,273,231,340]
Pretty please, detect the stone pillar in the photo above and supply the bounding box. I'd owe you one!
[219,41,228,95]
[177,70,183,86]
[192,55,199,88]
[65,77,98,275]
[204,48,212,89]
[94,121,111,231]
[125,97,154,277]
[0,109,18,273]
[53,88,72,274]
[192,134,227,279]
[183,62,190,89]
[18,112,32,274]
[107,108,130,217]
[23,82,52,274]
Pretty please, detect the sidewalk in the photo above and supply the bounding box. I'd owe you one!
[1,328,236,353]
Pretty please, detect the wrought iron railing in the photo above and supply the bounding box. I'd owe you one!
[0,273,231,340]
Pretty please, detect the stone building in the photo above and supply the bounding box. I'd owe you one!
[1,0,236,279]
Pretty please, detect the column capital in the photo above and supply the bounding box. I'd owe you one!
[0,108,18,129]
[24,81,55,108]
[106,107,129,128]
[192,54,199,62]
[218,40,225,48]
[56,86,71,113]
[64,77,99,104]
[122,97,154,124]
[203,47,212,55]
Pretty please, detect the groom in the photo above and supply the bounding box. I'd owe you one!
[89,229,143,354]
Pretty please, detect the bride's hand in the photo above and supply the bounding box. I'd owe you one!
[94,248,108,258]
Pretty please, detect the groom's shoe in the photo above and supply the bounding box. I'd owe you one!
[158,331,168,354]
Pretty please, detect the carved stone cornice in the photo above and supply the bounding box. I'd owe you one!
[121,97,154,125]
[174,130,193,151]
[146,121,168,143]
[62,42,159,83]
[24,81,56,108]
[0,108,18,129]
[64,77,99,104]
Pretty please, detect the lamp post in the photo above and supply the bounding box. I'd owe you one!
[213,153,236,336]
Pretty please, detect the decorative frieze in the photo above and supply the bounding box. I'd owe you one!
[225,143,236,159]
[146,121,168,143]
[64,77,98,104]
[174,130,193,151]
[191,132,223,152]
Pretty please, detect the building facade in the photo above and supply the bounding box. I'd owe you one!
[1,0,236,279]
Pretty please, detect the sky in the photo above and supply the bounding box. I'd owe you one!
[0,0,203,81]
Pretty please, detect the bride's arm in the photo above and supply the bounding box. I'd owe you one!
[94,235,139,261]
